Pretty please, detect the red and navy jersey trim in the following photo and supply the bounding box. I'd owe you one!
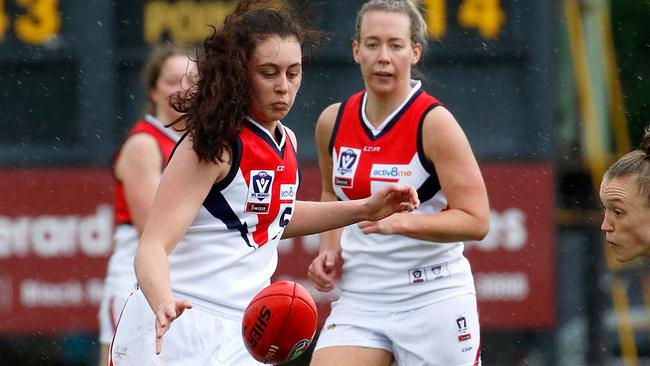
[328,98,350,155]
[358,88,425,141]
[415,103,442,203]
[246,120,285,158]
[201,138,252,247]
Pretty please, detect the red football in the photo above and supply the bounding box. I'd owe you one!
[242,281,318,364]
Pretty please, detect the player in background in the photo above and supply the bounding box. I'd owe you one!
[600,126,650,262]
[97,45,196,365]
[109,1,419,365]
[307,1,489,365]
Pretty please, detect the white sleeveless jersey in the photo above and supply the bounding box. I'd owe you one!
[168,120,299,319]
[330,82,476,311]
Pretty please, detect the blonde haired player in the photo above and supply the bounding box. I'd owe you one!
[308,0,489,365]
[600,127,650,262]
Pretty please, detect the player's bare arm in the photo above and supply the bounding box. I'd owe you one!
[116,133,164,235]
[135,136,230,353]
[285,184,418,238]
[358,106,489,242]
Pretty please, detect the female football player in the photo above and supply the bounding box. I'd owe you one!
[600,127,650,263]
[109,1,419,365]
[307,1,489,365]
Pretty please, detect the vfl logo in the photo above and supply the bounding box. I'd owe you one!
[408,267,426,284]
[246,170,274,214]
[413,270,424,282]
[456,316,468,332]
[252,171,272,201]
[456,314,472,342]
[337,149,358,175]
[334,147,361,188]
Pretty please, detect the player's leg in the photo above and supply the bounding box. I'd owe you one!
[311,345,393,366]
[98,345,109,366]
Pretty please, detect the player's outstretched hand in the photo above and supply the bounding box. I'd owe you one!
[364,183,419,221]
[308,249,340,292]
[154,298,193,354]
[357,213,407,235]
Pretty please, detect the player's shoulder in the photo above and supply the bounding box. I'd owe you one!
[422,104,455,127]
[320,102,342,121]
[121,132,160,158]
[314,103,341,138]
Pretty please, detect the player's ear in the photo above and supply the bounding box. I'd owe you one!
[411,42,422,65]
[352,40,361,64]
[148,87,157,110]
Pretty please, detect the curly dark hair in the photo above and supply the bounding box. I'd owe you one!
[170,0,320,163]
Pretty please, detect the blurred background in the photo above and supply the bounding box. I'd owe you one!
[0,0,648,365]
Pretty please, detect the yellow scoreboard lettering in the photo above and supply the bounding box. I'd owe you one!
[425,0,446,39]
[144,0,236,46]
[458,0,505,39]
[144,1,168,45]
[171,1,204,44]
[424,0,505,40]
[14,0,60,44]
[0,0,9,41]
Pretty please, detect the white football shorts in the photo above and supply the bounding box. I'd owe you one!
[110,290,264,366]
[314,293,481,366]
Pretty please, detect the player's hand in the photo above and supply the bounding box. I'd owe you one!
[307,250,340,292]
[154,298,193,354]
[364,183,419,221]
[357,212,405,235]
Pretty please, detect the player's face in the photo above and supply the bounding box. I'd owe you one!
[150,55,197,123]
[248,35,302,126]
[353,10,421,96]
[600,175,650,262]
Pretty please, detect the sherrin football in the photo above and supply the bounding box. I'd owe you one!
[242,281,318,364]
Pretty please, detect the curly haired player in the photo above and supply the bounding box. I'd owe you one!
[109,1,419,365]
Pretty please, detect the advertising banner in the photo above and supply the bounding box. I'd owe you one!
[0,163,554,333]
[0,169,113,333]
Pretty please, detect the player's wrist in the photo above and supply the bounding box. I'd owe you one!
[359,195,377,221]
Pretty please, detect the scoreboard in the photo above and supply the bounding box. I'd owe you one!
[0,0,61,45]
[293,0,554,162]
[0,0,554,165]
